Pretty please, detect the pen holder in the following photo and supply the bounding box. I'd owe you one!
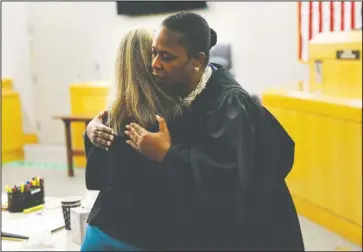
[7,179,45,213]
[27,186,45,208]
[7,192,26,213]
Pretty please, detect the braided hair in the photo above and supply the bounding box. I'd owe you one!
[162,12,217,65]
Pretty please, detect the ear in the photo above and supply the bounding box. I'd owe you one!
[192,52,206,69]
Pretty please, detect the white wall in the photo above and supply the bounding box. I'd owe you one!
[4,2,308,144]
[2,2,35,133]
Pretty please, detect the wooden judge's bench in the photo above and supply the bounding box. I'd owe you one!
[262,30,362,247]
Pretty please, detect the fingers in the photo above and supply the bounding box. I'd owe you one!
[93,142,109,151]
[125,125,139,150]
[124,130,137,143]
[130,123,146,135]
[124,123,153,152]
[130,125,139,137]
[96,111,104,121]
[102,110,109,117]
[95,124,114,134]
[156,115,168,132]
[91,136,111,151]
[126,140,138,150]
[90,125,115,150]
[94,137,112,148]
[94,126,115,140]
[124,125,141,144]
[97,110,108,119]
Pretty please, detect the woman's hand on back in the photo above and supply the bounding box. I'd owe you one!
[86,110,115,151]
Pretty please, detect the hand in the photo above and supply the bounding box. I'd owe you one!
[86,110,115,151]
[125,115,171,163]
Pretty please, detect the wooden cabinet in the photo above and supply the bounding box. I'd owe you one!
[263,89,362,246]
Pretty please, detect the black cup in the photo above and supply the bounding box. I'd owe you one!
[61,196,82,230]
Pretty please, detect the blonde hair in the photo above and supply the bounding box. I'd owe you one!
[108,28,183,135]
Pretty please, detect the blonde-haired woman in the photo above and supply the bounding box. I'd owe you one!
[81,28,183,251]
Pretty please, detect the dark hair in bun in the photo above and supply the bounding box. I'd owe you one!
[210,28,217,49]
[162,12,216,65]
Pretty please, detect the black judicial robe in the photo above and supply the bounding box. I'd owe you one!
[84,64,305,251]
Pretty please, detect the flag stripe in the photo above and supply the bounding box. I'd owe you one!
[351,1,355,29]
[309,1,313,40]
[341,1,345,31]
[330,1,334,32]
[298,1,302,61]
[319,1,323,32]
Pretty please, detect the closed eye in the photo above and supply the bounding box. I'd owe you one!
[152,48,176,62]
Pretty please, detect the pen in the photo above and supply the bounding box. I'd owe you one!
[1,231,29,240]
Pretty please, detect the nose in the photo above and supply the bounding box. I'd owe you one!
[152,55,162,72]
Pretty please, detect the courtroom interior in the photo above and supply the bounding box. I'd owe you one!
[1,1,362,251]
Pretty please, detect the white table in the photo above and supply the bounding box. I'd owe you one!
[2,197,81,251]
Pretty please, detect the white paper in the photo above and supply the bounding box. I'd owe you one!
[2,208,65,238]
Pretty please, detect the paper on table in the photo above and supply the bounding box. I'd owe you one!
[2,208,65,238]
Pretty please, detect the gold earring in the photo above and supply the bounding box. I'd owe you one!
[194,67,199,72]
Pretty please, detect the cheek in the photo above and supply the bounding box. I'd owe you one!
[163,65,181,81]
[164,61,191,83]
[171,68,184,80]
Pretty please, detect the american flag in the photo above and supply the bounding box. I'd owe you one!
[298,1,362,63]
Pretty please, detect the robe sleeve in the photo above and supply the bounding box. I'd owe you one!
[262,107,295,180]
[162,90,296,225]
[162,92,257,212]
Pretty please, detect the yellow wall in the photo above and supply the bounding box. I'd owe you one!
[2,90,24,163]
[69,84,110,168]
[262,89,362,246]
